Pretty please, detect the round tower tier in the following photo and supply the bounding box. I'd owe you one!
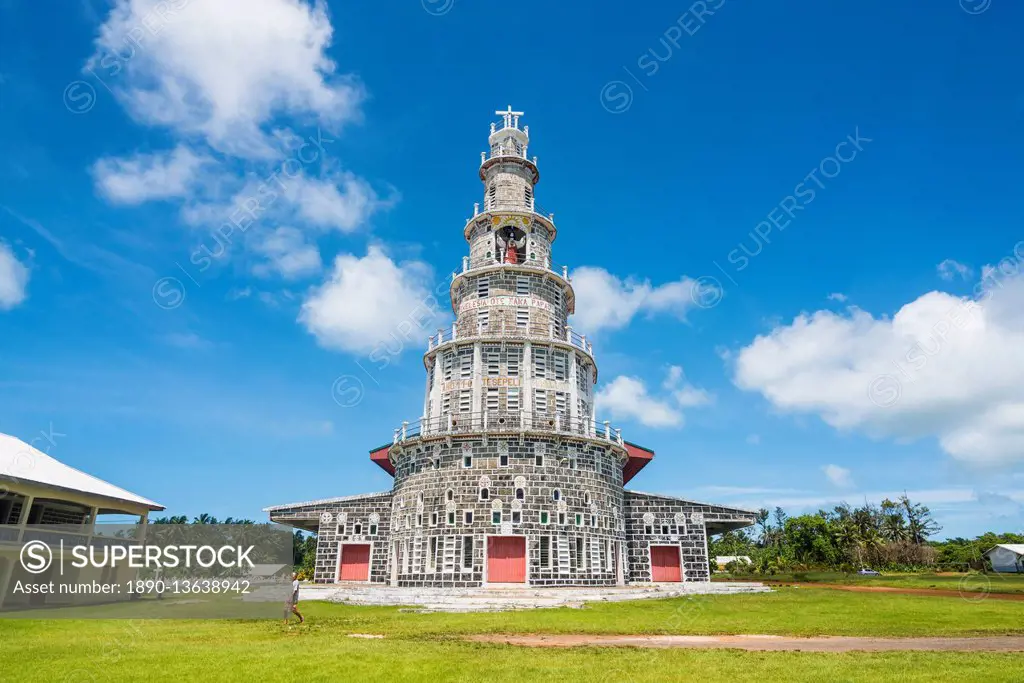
[450,262,575,315]
[479,154,539,184]
[386,434,626,588]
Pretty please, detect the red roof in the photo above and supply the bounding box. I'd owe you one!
[369,444,394,475]
[622,442,654,484]
[369,440,652,482]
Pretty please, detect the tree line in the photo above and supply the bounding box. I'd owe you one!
[710,494,1022,573]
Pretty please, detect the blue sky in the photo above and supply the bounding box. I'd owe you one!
[1,0,1022,538]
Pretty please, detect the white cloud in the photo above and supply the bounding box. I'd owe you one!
[822,464,854,488]
[92,146,209,205]
[252,226,322,279]
[86,0,363,157]
[161,332,212,349]
[595,376,683,428]
[827,292,848,302]
[299,246,442,354]
[937,259,973,282]
[663,365,713,407]
[569,267,710,333]
[284,172,384,233]
[733,266,1024,466]
[597,365,712,428]
[0,243,30,310]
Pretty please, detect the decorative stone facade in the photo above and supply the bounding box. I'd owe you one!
[266,107,755,587]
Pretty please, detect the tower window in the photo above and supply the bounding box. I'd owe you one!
[539,511,550,525]
[486,350,500,375]
[369,523,378,536]
[499,453,509,467]
[447,511,455,525]
[512,510,521,524]
[492,510,501,525]
[462,536,474,569]
[516,276,530,296]
[553,352,567,380]
[539,536,551,568]
[524,185,533,208]
[534,389,548,415]
[446,489,454,502]
[477,309,489,331]
[463,454,473,468]
[515,487,525,500]
[479,487,489,501]
[478,277,489,298]
[507,349,520,376]
[558,512,566,525]
[430,512,438,527]
[507,388,520,412]
[552,489,561,502]
[515,308,529,328]
[354,523,362,535]
[533,348,548,378]
[464,510,474,524]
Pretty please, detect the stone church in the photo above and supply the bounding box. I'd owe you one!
[266,108,755,586]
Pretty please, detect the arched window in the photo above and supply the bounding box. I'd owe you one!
[552,489,561,502]
[584,492,591,505]
[446,489,454,502]
[515,488,525,501]
[480,487,490,501]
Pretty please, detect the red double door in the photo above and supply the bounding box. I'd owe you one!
[338,544,371,581]
[487,536,527,583]
[650,545,682,582]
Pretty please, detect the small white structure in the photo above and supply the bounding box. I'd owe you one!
[983,544,1024,573]
[715,555,752,570]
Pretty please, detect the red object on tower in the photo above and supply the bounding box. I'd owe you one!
[505,241,518,264]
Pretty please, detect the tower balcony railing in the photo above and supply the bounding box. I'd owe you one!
[427,320,593,356]
[470,200,555,224]
[459,254,571,281]
[391,411,625,447]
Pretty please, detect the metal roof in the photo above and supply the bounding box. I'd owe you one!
[0,432,164,511]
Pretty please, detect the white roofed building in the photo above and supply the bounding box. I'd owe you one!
[983,544,1024,573]
[0,431,164,607]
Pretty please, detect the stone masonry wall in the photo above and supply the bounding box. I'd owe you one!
[389,435,626,587]
[269,492,393,584]
[623,492,757,583]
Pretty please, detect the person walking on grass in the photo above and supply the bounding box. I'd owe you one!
[284,572,304,625]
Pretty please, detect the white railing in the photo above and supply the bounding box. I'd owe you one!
[427,320,593,355]
[471,201,554,224]
[459,255,570,281]
[392,411,625,447]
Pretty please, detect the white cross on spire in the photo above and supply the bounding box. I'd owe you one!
[495,105,524,129]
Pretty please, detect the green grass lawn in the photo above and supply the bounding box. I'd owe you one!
[2,588,1022,682]
[714,571,1024,594]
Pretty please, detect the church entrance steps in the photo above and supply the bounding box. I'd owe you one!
[299,581,770,612]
